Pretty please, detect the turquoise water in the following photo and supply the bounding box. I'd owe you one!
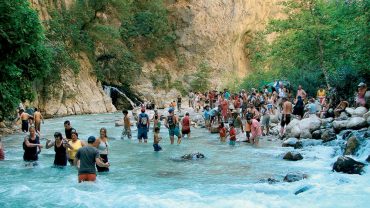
[0,112,369,208]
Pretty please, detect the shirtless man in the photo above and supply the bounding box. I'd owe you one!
[33,108,44,133]
[280,97,292,138]
[19,109,33,133]
[296,85,307,101]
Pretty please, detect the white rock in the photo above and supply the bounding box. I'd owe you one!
[353,107,367,117]
[345,108,355,116]
[299,115,321,133]
[346,117,367,129]
[333,120,348,131]
[363,111,370,120]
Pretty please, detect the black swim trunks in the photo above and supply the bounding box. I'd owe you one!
[281,114,291,127]
[22,120,29,132]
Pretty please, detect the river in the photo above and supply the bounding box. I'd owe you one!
[0,111,369,208]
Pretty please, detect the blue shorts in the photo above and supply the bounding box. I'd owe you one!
[169,127,181,137]
[153,144,162,152]
[229,140,236,145]
[137,128,148,140]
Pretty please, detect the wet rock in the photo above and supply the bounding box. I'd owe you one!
[367,116,370,126]
[321,129,336,143]
[294,185,313,195]
[283,152,303,161]
[345,108,355,116]
[210,125,219,133]
[344,136,359,155]
[341,130,353,140]
[285,119,301,138]
[312,130,322,139]
[333,120,348,132]
[282,138,302,149]
[333,156,365,174]
[346,117,367,130]
[353,107,367,117]
[366,155,370,162]
[283,172,308,182]
[172,152,206,162]
[363,111,370,120]
[259,177,280,184]
[338,112,349,120]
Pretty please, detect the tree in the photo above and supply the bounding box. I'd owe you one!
[0,0,51,119]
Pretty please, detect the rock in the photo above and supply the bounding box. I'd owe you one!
[300,129,312,139]
[363,111,370,120]
[283,172,308,182]
[333,120,348,132]
[283,152,303,161]
[321,129,336,142]
[344,136,359,155]
[181,152,205,160]
[333,156,365,174]
[367,116,370,126]
[353,107,367,117]
[270,114,280,124]
[210,125,219,133]
[0,122,6,128]
[115,121,124,127]
[285,119,301,138]
[366,155,370,162]
[341,130,353,140]
[345,108,355,116]
[346,117,367,130]
[338,112,349,120]
[299,115,321,133]
[312,130,322,139]
[282,138,302,149]
[294,185,313,195]
[259,177,280,184]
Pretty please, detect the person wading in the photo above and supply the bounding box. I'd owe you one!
[75,136,110,183]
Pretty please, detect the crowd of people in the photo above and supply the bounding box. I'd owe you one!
[0,81,368,184]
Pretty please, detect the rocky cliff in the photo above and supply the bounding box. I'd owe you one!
[30,0,116,117]
[29,0,283,113]
[135,0,284,107]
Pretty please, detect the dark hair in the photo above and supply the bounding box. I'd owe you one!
[100,127,107,136]
[34,108,38,111]
[122,109,128,114]
[185,112,189,116]
[64,120,70,125]
[229,123,234,127]
[19,109,24,113]
[220,122,224,128]
[54,132,63,139]
[154,127,160,132]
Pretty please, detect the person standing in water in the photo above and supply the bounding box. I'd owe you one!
[64,120,73,141]
[177,95,182,112]
[46,132,72,167]
[280,97,292,138]
[181,112,191,139]
[75,136,110,183]
[23,126,42,166]
[219,122,227,143]
[67,129,85,165]
[153,127,162,152]
[137,107,150,143]
[121,110,132,139]
[18,109,33,133]
[153,109,161,132]
[0,138,4,160]
[33,108,44,133]
[247,117,262,145]
[229,123,236,146]
[95,128,109,172]
[165,108,182,144]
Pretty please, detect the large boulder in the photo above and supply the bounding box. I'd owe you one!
[285,119,301,138]
[282,138,302,149]
[363,111,370,120]
[346,117,368,130]
[312,130,322,140]
[321,128,336,142]
[333,120,348,132]
[300,129,312,139]
[283,152,303,161]
[299,115,321,133]
[344,136,359,155]
[283,172,308,182]
[353,107,367,117]
[333,156,365,174]
[270,114,280,124]
[345,108,355,116]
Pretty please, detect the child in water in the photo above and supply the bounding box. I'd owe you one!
[121,110,132,139]
[219,122,227,142]
[153,127,162,152]
[229,123,236,145]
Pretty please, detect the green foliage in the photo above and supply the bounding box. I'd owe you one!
[241,0,369,98]
[0,0,52,119]
[120,0,177,60]
[190,62,211,92]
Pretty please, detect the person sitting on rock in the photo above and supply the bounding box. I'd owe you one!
[355,82,369,108]
[334,97,349,118]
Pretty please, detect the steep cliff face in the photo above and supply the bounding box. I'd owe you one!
[30,0,116,116]
[135,0,283,107]
[29,0,283,113]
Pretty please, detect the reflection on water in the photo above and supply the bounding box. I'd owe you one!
[0,112,369,208]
